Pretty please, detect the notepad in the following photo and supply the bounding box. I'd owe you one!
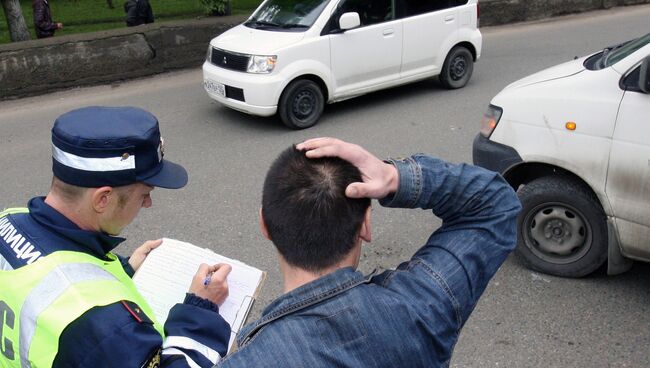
[133,238,266,351]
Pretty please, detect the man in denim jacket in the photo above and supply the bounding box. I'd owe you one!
[218,137,521,367]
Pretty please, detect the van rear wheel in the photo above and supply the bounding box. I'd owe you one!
[279,79,324,129]
[439,46,473,89]
[516,175,608,278]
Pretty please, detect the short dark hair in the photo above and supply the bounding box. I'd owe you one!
[51,175,133,208]
[51,176,86,202]
[262,146,371,272]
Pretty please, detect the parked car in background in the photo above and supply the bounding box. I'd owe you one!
[473,32,650,277]
[203,0,481,129]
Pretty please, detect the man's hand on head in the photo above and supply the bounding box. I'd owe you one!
[128,239,162,272]
[296,137,399,199]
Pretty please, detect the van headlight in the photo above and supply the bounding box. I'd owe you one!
[206,45,213,62]
[480,104,503,138]
[247,55,277,74]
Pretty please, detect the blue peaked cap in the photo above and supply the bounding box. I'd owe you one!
[51,106,188,189]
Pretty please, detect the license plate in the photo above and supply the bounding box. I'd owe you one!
[204,80,225,97]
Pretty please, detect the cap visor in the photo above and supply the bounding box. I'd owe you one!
[141,160,188,189]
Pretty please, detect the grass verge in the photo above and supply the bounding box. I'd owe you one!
[0,0,259,44]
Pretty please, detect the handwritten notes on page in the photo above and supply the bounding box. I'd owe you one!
[133,238,265,350]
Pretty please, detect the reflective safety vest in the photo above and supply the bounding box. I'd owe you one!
[0,208,164,368]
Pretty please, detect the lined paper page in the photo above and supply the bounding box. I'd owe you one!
[133,238,264,349]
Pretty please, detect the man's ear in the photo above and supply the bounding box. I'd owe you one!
[359,206,372,243]
[259,208,271,240]
[91,187,113,214]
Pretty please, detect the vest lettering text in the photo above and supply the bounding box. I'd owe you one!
[0,300,15,360]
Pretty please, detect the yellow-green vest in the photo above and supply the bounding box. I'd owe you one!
[0,208,164,368]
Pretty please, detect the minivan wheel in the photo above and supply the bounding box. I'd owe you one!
[439,46,473,89]
[516,176,608,278]
[279,79,324,129]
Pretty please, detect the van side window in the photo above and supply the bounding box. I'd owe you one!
[396,0,468,18]
[336,0,394,27]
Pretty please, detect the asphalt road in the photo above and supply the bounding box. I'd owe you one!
[1,5,649,367]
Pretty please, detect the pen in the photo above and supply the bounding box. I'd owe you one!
[203,273,212,287]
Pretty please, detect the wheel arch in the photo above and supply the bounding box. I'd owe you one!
[502,162,606,213]
[283,74,329,103]
[452,41,477,61]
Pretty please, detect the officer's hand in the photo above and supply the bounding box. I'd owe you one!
[296,137,399,199]
[189,263,232,306]
[128,239,162,272]
[56,22,63,29]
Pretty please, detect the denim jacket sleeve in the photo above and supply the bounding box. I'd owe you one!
[379,155,521,325]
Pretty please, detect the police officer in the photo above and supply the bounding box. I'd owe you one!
[0,106,231,367]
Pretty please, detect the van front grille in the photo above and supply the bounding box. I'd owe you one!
[211,48,250,72]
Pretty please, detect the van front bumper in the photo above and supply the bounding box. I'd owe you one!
[202,61,281,117]
[472,134,522,174]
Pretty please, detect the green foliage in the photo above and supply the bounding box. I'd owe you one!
[200,0,230,15]
[0,0,261,44]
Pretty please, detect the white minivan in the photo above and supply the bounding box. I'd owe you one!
[473,32,650,277]
[203,0,481,129]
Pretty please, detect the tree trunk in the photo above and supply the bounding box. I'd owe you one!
[1,0,31,42]
[107,0,114,9]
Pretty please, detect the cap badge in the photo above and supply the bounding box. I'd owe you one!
[157,137,165,162]
[121,153,130,161]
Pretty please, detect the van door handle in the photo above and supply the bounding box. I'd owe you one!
[382,29,394,36]
[444,15,455,22]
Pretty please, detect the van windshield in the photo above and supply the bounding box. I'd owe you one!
[585,33,650,70]
[245,0,330,31]
[602,33,650,67]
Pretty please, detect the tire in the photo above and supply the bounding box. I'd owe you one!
[278,79,324,129]
[439,46,474,89]
[515,175,608,278]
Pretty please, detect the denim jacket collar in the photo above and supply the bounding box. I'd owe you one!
[238,267,375,346]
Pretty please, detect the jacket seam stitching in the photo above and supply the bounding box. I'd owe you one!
[239,274,374,346]
[411,259,462,331]
[407,157,422,207]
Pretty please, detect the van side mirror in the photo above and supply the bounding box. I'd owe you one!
[339,12,360,31]
[640,57,650,94]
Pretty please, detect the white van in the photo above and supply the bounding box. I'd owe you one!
[203,0,481,129]
[473,33,650,277]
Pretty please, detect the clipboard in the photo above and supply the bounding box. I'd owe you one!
[227,272,267,353]
[132,238,266,352]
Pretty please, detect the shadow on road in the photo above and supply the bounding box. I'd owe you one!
[325,78,446,117]
[200,77,451,132]
[203,103,288,133]
[511,252,650,289]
